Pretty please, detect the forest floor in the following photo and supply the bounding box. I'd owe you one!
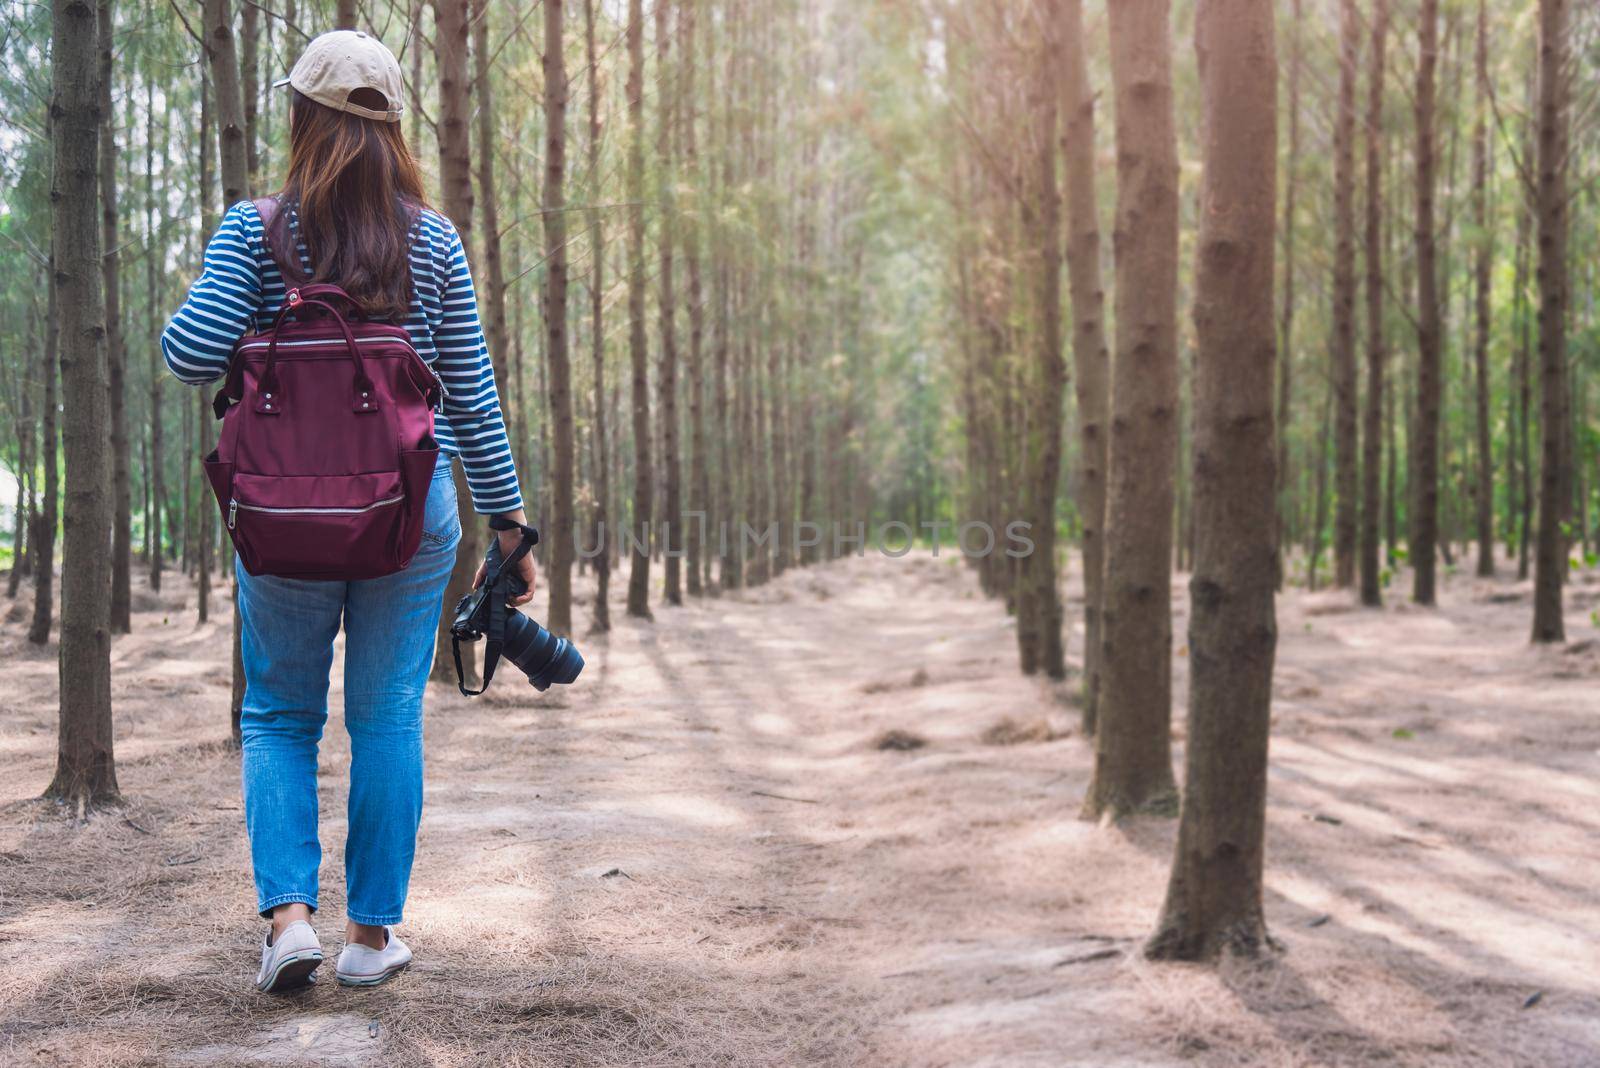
[2,550,1599,1067]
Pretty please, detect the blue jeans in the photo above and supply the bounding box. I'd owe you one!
[235,455,461,925]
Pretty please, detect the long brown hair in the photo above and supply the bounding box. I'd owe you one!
[269,90,431,321]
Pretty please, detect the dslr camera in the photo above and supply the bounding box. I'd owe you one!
[450,517,584,695]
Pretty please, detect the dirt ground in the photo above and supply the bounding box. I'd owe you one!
[2,549,1599,1067]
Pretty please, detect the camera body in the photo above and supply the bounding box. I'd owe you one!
[449,519,583,695]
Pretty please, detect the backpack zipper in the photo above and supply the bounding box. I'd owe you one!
[227,494,403,530]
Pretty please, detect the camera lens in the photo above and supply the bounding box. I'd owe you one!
[500,612,585,691]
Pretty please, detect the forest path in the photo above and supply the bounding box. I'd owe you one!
[2,553,1600,1066]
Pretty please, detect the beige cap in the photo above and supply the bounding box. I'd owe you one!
[273,30,404,123]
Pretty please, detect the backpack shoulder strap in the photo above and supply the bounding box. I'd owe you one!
[253,196,279,259]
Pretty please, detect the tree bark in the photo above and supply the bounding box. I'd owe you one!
[472,0,510,396]
[1275,0,1301,587]
[624,0,653,618]
[681,0,709,598]
[1331,0,1359,591]
[1471,0,1494,579]
[203,0,250,206]
[543,0,575,637]
[1411,0,1443,606]
[99,0,131,634]
[1530,0,1569,642]
[1149,0,1278,961]
[337,0,357,29]
[431,0,482,683]
[29,268,58,646]
[46,0,119,809]
[1360,0,1387,607]
[1016,0,1065,680]
[241,0,260,189]
[1084,0,1180,820]
[146,70,163,593]
[656,0,682,606]
[583,0,610,631]
[1061,0,1109,730]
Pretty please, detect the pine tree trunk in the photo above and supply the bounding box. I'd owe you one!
[432,0,482,682]
[1411,0,1443,606]
[241,0,260,189]
[1471,0,1495,579]
[543,0,575,637]
[1061,0,1109,727]
[1331,0,1359,591]
[1275,0,1301,588]
[1149,0,1278,960]
[46,0,119,809]
[1084,0,1179,821]
[1530,0,1570,642]
[1016,0,1065,680]
[583,0,610,630]
[7,323,33,598]
[713,6,738,590]
[472,0,510,395]
[337,0,357,28]
[681,0,708,597]
[99,0,131,634]
[656,0,683,606]
[1514,129,1534,581]
[1360,0,1388,607]
[203,0,250,206]
[146,72,163,593]
[624,0,653,619]
[29,268,58,646]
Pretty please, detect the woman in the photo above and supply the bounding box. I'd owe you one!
[161,29,534,993]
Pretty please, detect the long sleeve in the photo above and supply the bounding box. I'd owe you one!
[161,202,262,385]
[430,222,523,515]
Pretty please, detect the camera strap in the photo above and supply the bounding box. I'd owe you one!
[453,517,538,698]
[453,633,498,697]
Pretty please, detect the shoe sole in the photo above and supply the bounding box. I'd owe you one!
[335,960,411,987]
[258,949,324,993]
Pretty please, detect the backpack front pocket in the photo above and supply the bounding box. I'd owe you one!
[229,470,405,579]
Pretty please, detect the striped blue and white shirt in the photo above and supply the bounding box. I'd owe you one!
[161,199,523,514]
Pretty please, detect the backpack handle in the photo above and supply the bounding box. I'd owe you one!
[258,287,376,410]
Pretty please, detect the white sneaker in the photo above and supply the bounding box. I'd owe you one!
[255,919,323,993]
[335,927,412,987]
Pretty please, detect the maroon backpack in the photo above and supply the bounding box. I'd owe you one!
[204,198,442,581]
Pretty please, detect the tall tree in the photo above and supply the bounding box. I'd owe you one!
[1331,0,1359,590]
[1015,0,1065,680]
[203,0,249,206]
[1360,0,1387,607]
[145,69,163,594]
[1062,0,1113,729]
[1530,0,1569,642]
[624,0,653,619]
[1275,0,1301,589]
[681,0,709,598]
[472,0,511,395]
[432,0,482,682]
[28,269,58,647]
[100,0,130,635]
[337,0,358,29]
[1149,0,1278,961]
[1061,0,1110,729]
[46,0,118,808]
[1411,0,1443,606]
[544,0,575,636]
[1084,0,1179,820]
[656,0,683,606]
[1471,0,1494,579]
[583,0,610,631]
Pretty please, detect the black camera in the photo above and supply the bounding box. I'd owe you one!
[449,517,584,696]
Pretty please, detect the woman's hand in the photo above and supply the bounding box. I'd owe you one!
[473,509,538,607]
